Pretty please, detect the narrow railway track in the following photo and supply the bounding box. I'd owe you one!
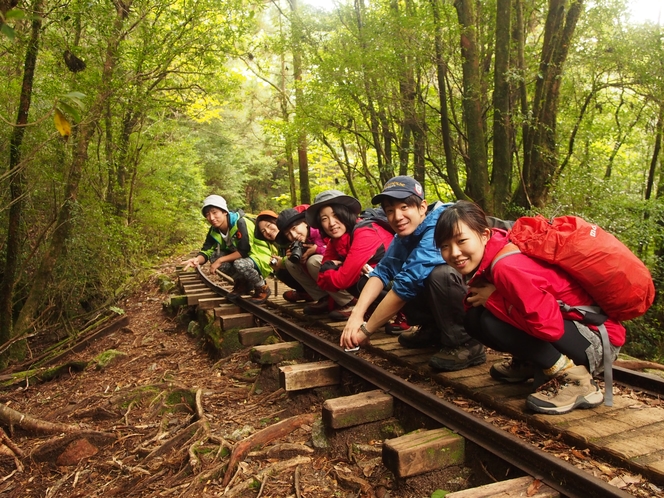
[185,267,664,497]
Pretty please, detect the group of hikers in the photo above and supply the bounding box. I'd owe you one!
[182,175,626,416]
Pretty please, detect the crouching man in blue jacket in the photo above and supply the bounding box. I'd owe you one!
[339,176,486,372]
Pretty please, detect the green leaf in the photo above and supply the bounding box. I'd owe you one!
[63,91,86,101]
[4,9,28,21]
[431,491,449,498]
[0,23,15,40]
[109,306,125,315]
[57,100,81,122]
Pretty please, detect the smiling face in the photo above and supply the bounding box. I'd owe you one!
[439,221,491,276]
[285,221,308,243]
[258,220,279,242]
[383,198,428,238]
[204,207,228,232]
[319,206,348,239]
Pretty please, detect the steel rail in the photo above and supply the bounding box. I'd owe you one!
[196,268,632,498]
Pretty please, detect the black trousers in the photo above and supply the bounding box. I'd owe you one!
[362,265,471,348]
[464,306,591,370]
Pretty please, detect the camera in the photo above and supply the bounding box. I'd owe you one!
[289,241,305,263]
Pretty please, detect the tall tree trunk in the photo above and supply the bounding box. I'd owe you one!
[648,102,664,202]
[431,0,464,201]
[0,0,43,363]
[454,0,490,210]
[515,0,584,208]
[491,0,512,216]
[291,0,310,204]
[13,0,132,338]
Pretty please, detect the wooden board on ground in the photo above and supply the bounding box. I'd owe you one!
[250,342,303,364]
[445,476,559,497]
[322,390,393,429]
[219,313,255,330]
[279,361,340,391]
[382,427,464,478]
[239,326,278,346]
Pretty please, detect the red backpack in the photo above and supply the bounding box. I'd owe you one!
[509,215,655,322]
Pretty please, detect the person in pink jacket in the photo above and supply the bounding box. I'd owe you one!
[433,200,624,415]
[305,190,398,323]
[276,205,355,316]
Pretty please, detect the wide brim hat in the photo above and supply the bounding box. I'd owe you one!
[275,206,309,245]
[254,210,278,241]
[305,190,361,229]
[371,176,424,205]
[201,194,228,216]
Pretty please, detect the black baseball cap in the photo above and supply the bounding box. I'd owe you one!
[371,176,424,204]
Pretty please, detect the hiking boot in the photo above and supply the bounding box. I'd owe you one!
[249,284,271,305]
[490,357,535,383]
[526,365,603,415]
[385,312,413,335]
[428,340,486,372]
[227,279,249,299]
[398,324,441,349]
[303,297,331,315]
[328,299,357,321]
[283,290,314,303]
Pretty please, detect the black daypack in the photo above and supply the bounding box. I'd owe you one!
[351,207,395,265]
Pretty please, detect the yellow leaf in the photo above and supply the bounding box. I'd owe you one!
[54,109,71,138]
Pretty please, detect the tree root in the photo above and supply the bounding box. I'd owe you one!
[221,412,315,487]
[224,456,312,498]
[0,402,80,435]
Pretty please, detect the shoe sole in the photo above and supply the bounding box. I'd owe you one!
[429,353,487,372]
[525,390,604,415]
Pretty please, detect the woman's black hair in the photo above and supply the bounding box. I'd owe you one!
[434,200,490,248]
[319,204,357,236]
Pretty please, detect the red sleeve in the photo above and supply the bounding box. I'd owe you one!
[317,226,382,292]
[487,256,566,341]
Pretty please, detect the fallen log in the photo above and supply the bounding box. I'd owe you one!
[221,412,315,487]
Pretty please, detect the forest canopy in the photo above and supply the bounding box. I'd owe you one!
[1,0,663,364]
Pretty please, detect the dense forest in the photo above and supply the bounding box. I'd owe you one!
[1,0,662,366]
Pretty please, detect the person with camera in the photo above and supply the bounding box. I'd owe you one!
[305,190,397,322]
[276,205,356,316]
[181,195,273,304]
[254,210,313,303]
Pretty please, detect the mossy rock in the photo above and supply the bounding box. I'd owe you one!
[188,320,202,337]
[93,349,126,370]
[111,385,162,410]
[158,275,176,293]
[380,419,405,439]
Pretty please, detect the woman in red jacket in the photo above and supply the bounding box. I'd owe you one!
[305,190,401,324]
[433,200,623,415]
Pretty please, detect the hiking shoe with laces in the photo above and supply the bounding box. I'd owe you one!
[385,312,414,335]
[428,340,486,371]
[303,297,331,315]
[283,290,314,303]
[328,298,358,321]
[227,279,249,299]
[490,357,535,383]
[249,284,271,305]
[398,324,441,349]
[526,365,603,415]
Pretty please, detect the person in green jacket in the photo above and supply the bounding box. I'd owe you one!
[182,195,273,304]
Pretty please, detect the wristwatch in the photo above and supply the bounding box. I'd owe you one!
[360,322,371,337]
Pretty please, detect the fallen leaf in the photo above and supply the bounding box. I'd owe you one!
[527,478,542,496]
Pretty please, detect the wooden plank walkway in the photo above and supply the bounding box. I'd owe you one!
[265,283,664,485]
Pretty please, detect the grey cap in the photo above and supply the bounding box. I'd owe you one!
[305,190,362,229]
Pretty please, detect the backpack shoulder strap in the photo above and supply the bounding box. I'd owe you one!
[490,243,521,271]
